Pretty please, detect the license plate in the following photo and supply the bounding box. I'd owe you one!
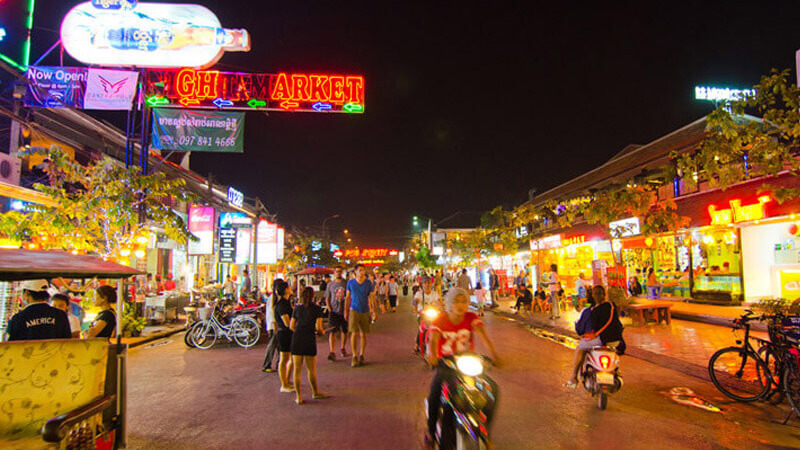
[596,372,614,385]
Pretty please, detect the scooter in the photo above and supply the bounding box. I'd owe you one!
[424,353,498,450]
[579,345,623,410]
[415,307,440,357]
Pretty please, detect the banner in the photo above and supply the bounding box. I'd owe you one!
[151,108,244,153]
[256,220,278,265]
[84,68,139,110]
[25,66,139,110]
[219,227,236,263]
[188,205,214,255]
[277,227,285,260]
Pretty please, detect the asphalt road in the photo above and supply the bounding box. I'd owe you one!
[126,295,800,449]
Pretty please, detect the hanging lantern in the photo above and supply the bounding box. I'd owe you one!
[790,223,799,236]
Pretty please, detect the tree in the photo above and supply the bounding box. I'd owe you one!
[415,245,438,269]
[0,146,195,258]
[675,68,800,202]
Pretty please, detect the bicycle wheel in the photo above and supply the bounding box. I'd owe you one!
[184,322,201,348]
[757,344,785,404]
[708,346,771,402]
[193,320,218,350]
[783,362,800,416]
[232,317,260,348]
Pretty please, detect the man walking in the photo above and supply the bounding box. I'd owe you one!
[548,264,561,319]
[262,279,283,372]
[344,264,375,367]
[456,269,471,292]
[325,266,349,361]
[488,268,500,308]
[239,269,252,299]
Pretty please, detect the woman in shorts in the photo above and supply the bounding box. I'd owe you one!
[290,287,328,404]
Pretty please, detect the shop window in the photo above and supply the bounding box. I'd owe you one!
[690,229,742,299]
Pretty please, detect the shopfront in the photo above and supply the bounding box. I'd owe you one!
[741,218,800,302]
[530,227,612,296]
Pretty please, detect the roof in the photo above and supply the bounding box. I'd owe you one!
[0,249,142,281]
[531,116,709,207]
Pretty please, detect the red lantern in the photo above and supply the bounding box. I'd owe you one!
[789,223,798,236]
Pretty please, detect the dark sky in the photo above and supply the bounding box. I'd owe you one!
[32,1,800,245]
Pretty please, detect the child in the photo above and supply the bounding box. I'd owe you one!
[473,282,487,316]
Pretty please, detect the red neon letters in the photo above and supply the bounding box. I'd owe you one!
[270,73,365,105]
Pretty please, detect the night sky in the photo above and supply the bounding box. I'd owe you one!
[30,1,800,245]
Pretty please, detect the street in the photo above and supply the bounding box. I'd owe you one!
[127,295,800,449]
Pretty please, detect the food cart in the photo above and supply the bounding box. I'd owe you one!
[292,267,335,301]
[0,248,141,449]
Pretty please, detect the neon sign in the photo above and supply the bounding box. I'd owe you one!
[708,195,771,225]
[695,86,755,102]
[61,2,250,69]
[145,69,365,113]
[0,0,35,71]
[335,248,397,259]
[561,235,586,247]
[227,187,243,208]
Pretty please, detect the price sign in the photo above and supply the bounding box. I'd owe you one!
[219,227,236,263]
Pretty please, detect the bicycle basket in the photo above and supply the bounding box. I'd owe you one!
[198,306,214,320]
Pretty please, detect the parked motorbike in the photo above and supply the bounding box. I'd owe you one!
[424,353,498,450]
[579,345,623,410]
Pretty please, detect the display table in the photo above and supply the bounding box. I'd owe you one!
[628,301,672,327]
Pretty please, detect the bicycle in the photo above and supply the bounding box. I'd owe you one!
[708,310,774,402]
[188,301,261,349]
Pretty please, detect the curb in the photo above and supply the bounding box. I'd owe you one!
[126,326,186,348]
[492,310,712,382]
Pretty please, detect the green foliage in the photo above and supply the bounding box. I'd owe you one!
[415,245,438,269]
[0,146,195,257]
[121,301,146,337]
[753,297,800,316]
[283,229,337,269]
[675,68,800,196]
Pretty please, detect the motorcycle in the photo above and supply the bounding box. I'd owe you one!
[579,345,623,410]
[415,307,441,357]
[424,353,498,450]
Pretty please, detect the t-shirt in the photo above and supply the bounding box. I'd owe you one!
[93,309,116,338]
[292,303,323,335]
[430,311,483,358]
[163,280,176,291]
[456,274,471,291]
[590,302,624,344]
[517,288,533,302]
[274,298,293,332]
[549,272,560,293]
[240,276,252,293]
[347,278,374,313]
[387,281,398,296]
[576,279,587,299]
[265,295,277,331]
[325,280,347,315]
[6,303,71,341]
[414,289,442,313]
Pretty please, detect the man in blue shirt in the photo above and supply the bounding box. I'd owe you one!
[344,264,375,367]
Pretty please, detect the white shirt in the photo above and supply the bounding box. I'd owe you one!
[265,296,277,331]
[414,289,441,313]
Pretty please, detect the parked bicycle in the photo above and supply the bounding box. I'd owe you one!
[708,310,800,423]
[187,301,261,349]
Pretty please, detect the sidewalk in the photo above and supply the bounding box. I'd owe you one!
[120,322,186,348]
[491,296,767,381]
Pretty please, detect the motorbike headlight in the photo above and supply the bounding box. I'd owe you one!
[423,309,439,319]
[456,355,483,377]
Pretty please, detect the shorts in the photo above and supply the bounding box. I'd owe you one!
[277,329,293,353]
[388,295,398,307]
[328,312,347,333]
[348,311,371,333]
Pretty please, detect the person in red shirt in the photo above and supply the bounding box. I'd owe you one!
[424,287,498,448]
[163,273,177,291]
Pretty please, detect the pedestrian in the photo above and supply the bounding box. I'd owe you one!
[547,264,561,319]
[163,273,176,291]
[324,266,349,361]
[488,268,500,308]
[376,274,388,313]
[222,275,236,298]
[290,287,329,404]
[455,269,471,292]
[647,267,661,299]
[84,285,117,339]
[5,279,71,341]
[50,293,81,338]
[262,279,283,373]
[239,269,252,299]
[274,282,295,392]
[575,272,588,309]
[344,264,375,367]
[387,275,399,312]
[473,282,486,316]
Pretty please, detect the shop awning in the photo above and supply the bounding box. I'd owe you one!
[292,267,334,276]
[0,249,143,281]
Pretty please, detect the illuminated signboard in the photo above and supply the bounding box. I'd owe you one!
[530,234,561,251]
[144,69,365,113]
[227,187,243,207]
[708,195,771,225]
[0,0,35,70]
[695,86,755,102]
[561,235,586,247]
[609,217,640,237]
[334,248,397,259]
[60,2,250,69]
[219,211,251,228]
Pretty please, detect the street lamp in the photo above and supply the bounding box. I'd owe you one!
[322,214,340,239]
[344,229,349,234]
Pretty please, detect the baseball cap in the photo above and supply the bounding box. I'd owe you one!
[21,279,49,292]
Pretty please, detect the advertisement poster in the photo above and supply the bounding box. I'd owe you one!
[25,66,138,110]
[60,2,249,68]
[779,270,800,300]
[188,205,214,255]
[235,228,251,265]
[257,220,278,265]
[151,108,244,153]
[219,227,236,263]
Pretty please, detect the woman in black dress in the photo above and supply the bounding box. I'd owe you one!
[290,287,327,404]
[275,283,295,393]
[85,285,117,339]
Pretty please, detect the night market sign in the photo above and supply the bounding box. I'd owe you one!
[144,68,365,113]
[708,195,771,225]
[334,248,398,259]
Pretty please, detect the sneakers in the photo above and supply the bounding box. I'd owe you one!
[328,352,336,362]
[262,367,276,373]
[351,357,359,367]
[563,380,577,389]
[341,349,348,358]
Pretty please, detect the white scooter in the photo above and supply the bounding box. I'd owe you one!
[579,345,623,410]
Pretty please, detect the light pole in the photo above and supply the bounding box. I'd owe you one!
[322,214,340,240]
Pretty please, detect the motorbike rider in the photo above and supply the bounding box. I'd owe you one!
[413,279,442,353]
[424,287,499,448]
[564,285,623,389]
